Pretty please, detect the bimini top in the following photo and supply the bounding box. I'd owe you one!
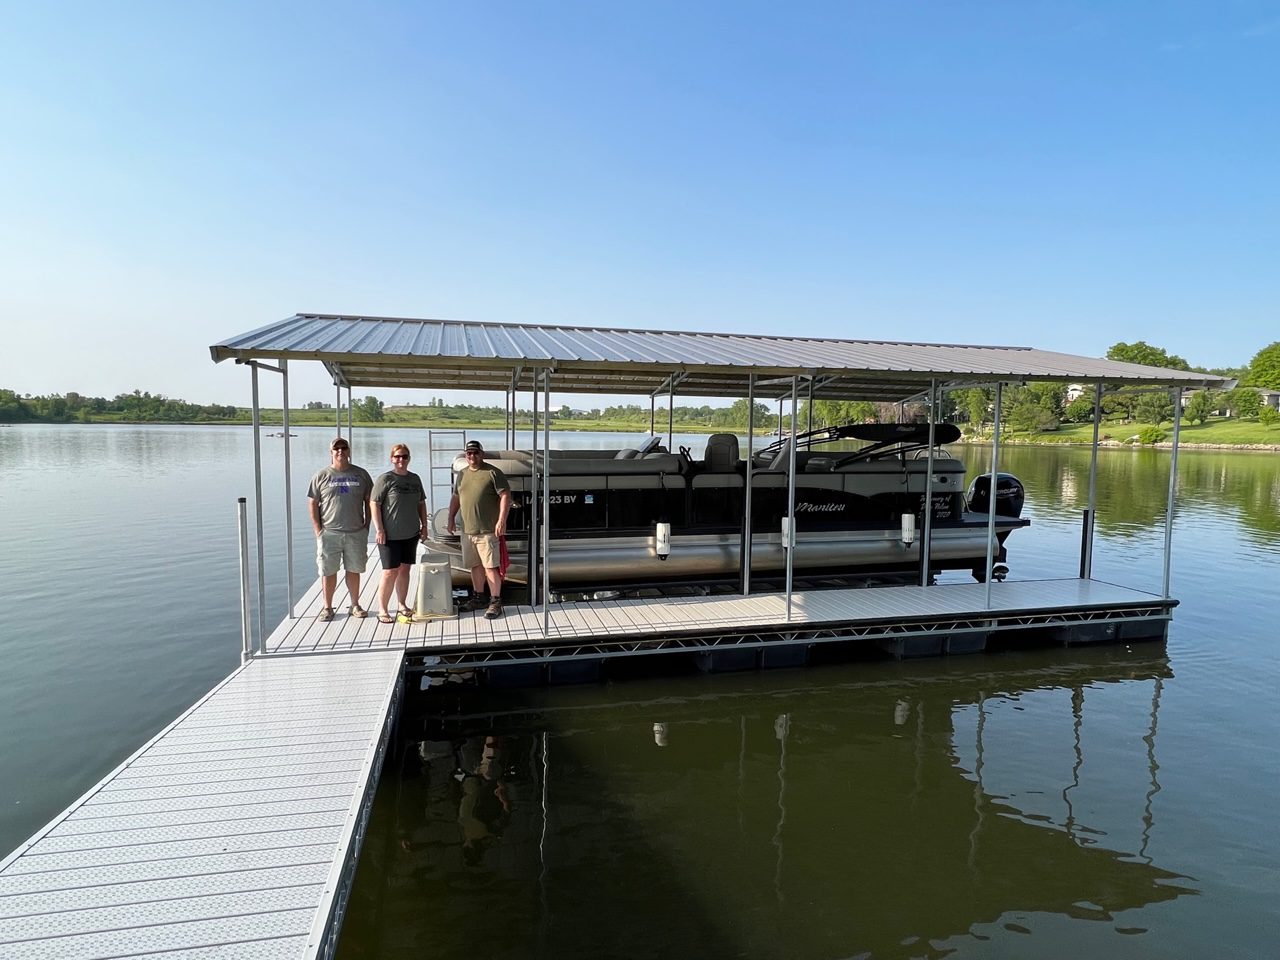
[209,313,1229,400]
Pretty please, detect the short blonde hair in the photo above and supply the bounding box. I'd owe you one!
[390,443,411,458]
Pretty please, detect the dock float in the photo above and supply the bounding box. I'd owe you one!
[0,650,403,960]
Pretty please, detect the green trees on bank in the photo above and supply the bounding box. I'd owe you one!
[0,388,237,423]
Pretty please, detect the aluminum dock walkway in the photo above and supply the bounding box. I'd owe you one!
[266,552,1174,665]
[0,650,403,960]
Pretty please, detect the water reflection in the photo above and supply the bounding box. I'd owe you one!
[340,651,1195,959]
[977,446,1280,538]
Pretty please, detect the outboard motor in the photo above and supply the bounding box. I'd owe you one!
[966,472,1026,518]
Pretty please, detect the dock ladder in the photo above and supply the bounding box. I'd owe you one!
[425,428,466,517]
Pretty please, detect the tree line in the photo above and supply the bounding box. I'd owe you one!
[0,388,238,423]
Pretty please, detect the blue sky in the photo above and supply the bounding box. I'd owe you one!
[1,1,1276,407]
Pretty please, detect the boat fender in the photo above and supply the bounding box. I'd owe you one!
[655,521,671,560]
[900,513,916,545]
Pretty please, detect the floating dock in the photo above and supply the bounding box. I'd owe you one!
[269,552,1174,671]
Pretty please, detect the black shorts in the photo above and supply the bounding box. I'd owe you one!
[378,536,419,570]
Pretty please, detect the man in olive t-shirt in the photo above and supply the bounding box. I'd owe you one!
[446,440,511,618]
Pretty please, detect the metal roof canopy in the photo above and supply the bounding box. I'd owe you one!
[210,314,1228,400]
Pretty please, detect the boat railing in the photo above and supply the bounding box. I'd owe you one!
[425,428,467,518]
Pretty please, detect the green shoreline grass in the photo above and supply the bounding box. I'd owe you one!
[10,414,1280,447]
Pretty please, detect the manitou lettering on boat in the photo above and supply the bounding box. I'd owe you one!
[424,423,1028,590]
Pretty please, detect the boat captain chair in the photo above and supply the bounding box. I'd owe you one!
[704,433,740,472]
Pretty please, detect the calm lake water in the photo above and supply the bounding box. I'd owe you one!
[2,424,1278,958]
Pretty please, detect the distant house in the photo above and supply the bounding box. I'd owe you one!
[1065,383,1086,403]
[1260,389,1280,411]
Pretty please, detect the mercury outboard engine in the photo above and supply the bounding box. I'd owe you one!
[965,472,1026,518]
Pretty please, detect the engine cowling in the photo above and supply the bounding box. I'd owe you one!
[966,472,1025,518]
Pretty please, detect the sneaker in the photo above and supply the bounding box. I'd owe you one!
[484,600,503,620]
[459,596,487,612]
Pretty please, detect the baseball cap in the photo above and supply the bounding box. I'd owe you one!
[464,440,484,454]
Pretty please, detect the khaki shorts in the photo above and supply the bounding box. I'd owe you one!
[461,533,501,571]
[317,529,369,576]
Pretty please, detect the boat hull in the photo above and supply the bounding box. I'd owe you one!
[423,517,1022,588]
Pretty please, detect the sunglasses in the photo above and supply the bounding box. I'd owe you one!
[331,445,350,452]
[392,454,410,460]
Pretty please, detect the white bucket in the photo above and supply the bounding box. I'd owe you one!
[414,552,455,617]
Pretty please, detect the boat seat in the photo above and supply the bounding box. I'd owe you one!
[614,448,639,459]
[703,433,739,472]
[768,440,793,471]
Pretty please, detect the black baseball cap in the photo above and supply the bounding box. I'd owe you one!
[464,440,484,453]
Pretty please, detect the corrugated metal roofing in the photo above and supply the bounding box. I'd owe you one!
[210,314,1229,399]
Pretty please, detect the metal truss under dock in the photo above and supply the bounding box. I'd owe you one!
[0,651,403,960]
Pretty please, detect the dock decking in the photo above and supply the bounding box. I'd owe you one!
[267,551,1173,664]
[0,650,403,960]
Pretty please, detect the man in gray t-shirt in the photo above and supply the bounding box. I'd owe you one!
[307,437,373,621]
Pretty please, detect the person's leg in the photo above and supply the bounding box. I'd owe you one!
[484,567,502,601]
[378,566,397,617]
[345,570,365,615]
[470,565,486,594]
[483,567,504,618]
[395,564,412,611]
[343,532,368,616]
[317,532,339,615]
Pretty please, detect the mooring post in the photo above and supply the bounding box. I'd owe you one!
[237,497,252,663]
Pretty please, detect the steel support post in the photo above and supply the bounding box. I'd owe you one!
[250,364,267,651]
[282,359,295,616]
[741,374,755,596]
[785,377,798,619]
[542,370,552,639]
[1083,382,1103,579]
[667,380,674,451]
[1162,388,1184,599]
[984,383,1003,608]
[529,371,540,611]
[920,379,937,587]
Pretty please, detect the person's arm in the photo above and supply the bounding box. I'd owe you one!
[362,471,373,530]
[446,492,460,535]
[371,500,385,545]
[308,497,323,537]
[417,491,429,542]
[495,488,511,537]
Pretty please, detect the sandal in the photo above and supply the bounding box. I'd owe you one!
[397,608,415,622]
[318,607,335,622]
[377,612,395,624]
[349,604,367,619]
